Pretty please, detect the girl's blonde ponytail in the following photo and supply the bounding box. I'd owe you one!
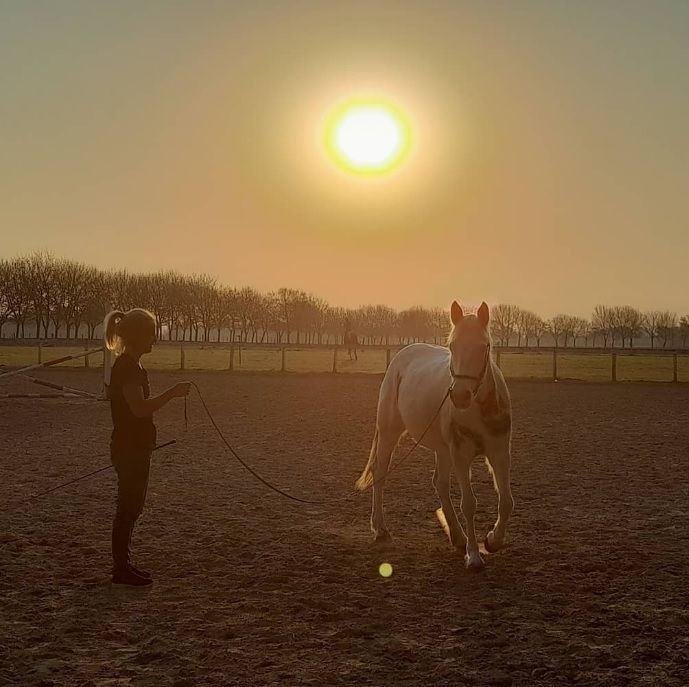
[104,310,126,352]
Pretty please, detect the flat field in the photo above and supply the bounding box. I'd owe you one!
[1,370,688,686]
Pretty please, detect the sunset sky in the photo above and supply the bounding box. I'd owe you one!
[2,1,688,318]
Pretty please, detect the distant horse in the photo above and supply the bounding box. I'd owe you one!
[344,328,359,361]
[355,301,514,571]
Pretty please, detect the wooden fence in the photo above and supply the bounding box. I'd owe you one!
[3,340,689,383]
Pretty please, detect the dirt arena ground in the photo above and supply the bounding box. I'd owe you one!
[2,370,689,686]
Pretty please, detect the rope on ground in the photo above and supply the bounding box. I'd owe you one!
[6,379,449,510]
[11,440,178,509]
[190,381,327,505]
[188,382,450,506]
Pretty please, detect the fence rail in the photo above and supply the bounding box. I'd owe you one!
[1,340,688,383]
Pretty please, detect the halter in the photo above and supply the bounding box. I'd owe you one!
[449,343,491,397]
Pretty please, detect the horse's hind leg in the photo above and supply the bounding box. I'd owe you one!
[433,448,466,551]
[370,414,404,543]
[370,435,403,542]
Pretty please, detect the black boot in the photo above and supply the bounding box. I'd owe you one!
[112,567,153,587]
[128,562,152,579]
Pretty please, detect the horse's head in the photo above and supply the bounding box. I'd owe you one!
[447,301,491,409]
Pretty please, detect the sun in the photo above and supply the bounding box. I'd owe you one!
[324,99,412,176]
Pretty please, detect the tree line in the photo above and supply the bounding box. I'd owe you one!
[1,252,688,348]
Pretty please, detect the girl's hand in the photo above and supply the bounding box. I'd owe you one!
[172,382,192,398]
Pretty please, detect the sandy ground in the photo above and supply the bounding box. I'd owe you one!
[1,369,689,687]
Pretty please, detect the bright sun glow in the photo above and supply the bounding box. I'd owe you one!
[324,99,411,176]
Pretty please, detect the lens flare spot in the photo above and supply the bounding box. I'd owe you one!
[378,562,393,578]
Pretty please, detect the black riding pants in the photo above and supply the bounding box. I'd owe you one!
[111,443,152,572]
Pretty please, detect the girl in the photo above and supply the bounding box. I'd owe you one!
[104,308,190,586]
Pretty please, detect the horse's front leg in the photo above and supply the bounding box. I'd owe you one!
[484,441,514,553]
[451,440,484,571]
[433,448,466,551]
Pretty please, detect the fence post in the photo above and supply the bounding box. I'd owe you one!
[281,347,286,372]
[385,348,391,370]
[180,343,185,371]
[552,349,558,381]
[332,346,338,373]
[229,345,234,371]
[673,353,678,383]
[84,341,89,368]
[38,342,42,364]
[611,352,617,382]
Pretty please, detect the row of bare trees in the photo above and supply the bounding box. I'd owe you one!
[0,253,447,345]
[490,304,687,348]
[1,253,688,348]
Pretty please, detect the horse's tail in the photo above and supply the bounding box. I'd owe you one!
[355,427,379,491]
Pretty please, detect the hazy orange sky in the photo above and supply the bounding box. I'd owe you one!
[2,1,688,318]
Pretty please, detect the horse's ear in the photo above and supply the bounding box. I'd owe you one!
[450,301,464,325]
[477,301,490,328]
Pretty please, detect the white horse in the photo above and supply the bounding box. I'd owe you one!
[356,301,514,571]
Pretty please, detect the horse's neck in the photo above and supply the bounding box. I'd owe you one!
[477,357,498,404]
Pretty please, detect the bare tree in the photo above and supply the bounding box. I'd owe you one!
[324,306,347,345]
[513,308,530,347]
[26,251,58,338]
[4,257,32,337]
[275,288,301,343]
[289,291,313,345]
[547,315,569,348]
[356,305,378,345]
[616,306,643,348]
[0,259,12,337]
[191,274,219,342]
[657,311,677,349]
[59,258,92,338]
[490,304,520,346]
[522,312,547,347]
[429,306,449,344]
[570,317,589,347]
[641,311,663,349]
[591,305,613,348]
[144,272,172,340]
[355,304,398,345]
[398,306,433,344]
[679,316,689,349]
[81,268,108,339]
[306,296,330,344]
[608,306,625,348]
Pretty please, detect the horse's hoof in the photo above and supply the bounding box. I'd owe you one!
[452,540,467,554]
[374,531,393,545]
[464,552,485,572]
[484,531,500,554]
